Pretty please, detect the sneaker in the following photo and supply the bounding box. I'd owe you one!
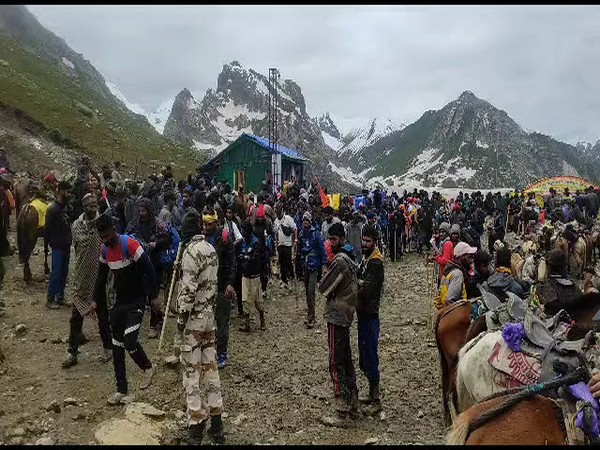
[46,301,60,310]
[62,353,78,369]
[207,415,225,444]
[147,327,159,339]
[306,321,315,329]
[99,349,112,363]
[140,366,155,390]
[217,354,228,369]
[320,412,351,428]
[107,392,133,406]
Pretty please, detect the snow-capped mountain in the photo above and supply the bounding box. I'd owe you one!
[162,61,355,191]
[105,81,174,134]
[329,91,600,190]
[105,81,147,116]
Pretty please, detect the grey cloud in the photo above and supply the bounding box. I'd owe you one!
[27,5,600,143]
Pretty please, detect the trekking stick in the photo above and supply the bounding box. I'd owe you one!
[158,242,184,351]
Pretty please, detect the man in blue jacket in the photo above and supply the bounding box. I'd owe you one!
[296,212,327,329]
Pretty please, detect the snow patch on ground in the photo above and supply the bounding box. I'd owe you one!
[61,57,75,70]
[476,140,489,149]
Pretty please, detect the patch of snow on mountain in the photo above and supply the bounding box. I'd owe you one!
[146,98,174,134]
[338,118,406,157]
[322,131,342,152]
[328,161,365,188]
[193,140,214,151]
[105,81,147,116]
[217,101,265,121]
[476,140,489,149]
[61,57,75,69]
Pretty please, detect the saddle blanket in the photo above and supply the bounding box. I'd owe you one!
[488,338,542,389]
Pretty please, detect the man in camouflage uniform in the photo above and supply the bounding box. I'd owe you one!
[174,210,225,445]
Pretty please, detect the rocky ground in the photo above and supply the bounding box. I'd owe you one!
[0,229,447,445]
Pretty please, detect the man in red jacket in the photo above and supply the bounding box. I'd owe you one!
[428,222,453,281]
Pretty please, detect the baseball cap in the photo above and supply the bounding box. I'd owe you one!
[453,242,477,258]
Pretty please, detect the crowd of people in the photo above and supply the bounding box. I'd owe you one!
[2,151,600,441]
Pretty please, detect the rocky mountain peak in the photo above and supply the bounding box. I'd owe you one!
[317,113,341,139]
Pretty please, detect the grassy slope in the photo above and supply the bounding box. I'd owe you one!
[0,35,203,178]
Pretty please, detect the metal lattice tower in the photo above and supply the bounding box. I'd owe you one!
[268,68,280,193]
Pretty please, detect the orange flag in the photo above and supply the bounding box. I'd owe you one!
[314,176,330,208]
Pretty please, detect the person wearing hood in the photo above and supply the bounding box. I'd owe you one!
[482,246,526,300]
[318,221,359,427]
[172,187,195,234]
[436,242,477,308]
[296,212,327,329]
[125,197,173,338]
[62,194,112,368]
[356,224,384,412]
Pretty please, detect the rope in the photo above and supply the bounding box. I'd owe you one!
[468,367,588,435]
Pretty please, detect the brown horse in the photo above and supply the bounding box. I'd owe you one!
[16,203,48,283]
[447,394,567,445]
[434,300,472,425]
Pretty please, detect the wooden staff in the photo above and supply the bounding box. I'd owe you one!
[158,242,184,351]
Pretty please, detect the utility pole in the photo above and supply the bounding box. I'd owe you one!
[268,68,280,196]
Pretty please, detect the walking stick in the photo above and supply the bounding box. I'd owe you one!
[158,242,184,351]
[292,243,299,310]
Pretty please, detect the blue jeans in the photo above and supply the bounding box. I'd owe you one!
[48,248,70,303]
[357,317,380,384]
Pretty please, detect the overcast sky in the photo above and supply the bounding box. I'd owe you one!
[27,5,600,144]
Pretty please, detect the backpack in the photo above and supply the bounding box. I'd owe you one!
[159,224,181,267]
[102,234,133,262]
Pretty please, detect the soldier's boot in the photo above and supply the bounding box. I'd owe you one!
[238,313,251,332]
[207,414,225,444]
[181,420,206,445]
[259,311,266,330]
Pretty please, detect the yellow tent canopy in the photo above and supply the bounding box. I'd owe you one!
[524,176,599,195]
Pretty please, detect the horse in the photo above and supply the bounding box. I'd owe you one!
[456,294,600,412]
[434,300,472,425]
[13,175,32,216]
[447,394,567,445]
[16,203,48,283]
[456,292,600,411]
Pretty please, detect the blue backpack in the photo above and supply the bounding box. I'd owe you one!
[102,234,133,262]
[159,224,181,267]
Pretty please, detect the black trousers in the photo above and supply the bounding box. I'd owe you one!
[68,295,112,356]
[277,245,294,284]
[327,323,357,411]
[110,302,152,394]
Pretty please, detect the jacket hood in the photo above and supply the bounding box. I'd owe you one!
[486,272,514,290]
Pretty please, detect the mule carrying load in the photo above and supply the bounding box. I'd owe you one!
[444,289,600,445]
